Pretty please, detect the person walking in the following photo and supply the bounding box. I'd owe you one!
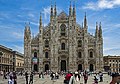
[25,71,29,84]
[93,76,98,84]
[64,72,72,84]
[69,71,80,84]
[29,72,33,84]
[83,71,88,84]
[99,71,103,82]
[13,71,17,84]
[110,73,120,84]
[8,76,14,84]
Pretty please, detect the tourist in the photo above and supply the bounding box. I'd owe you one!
[29,72,33,84]
[83,71,88,84]
[110,73,120,84]
[99,71,103,82]
[64,72,72,84]
[69,71,80,84]
[39,72,44,79]
[25,71,28,84]
[93,76,98,84]
[3,70,7,79]
[13,71,17,84]
[8,76,14,84]
[55,72,59,79]
[50,72,54,80]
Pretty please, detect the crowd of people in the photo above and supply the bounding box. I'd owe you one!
[0,70,120,84]
[63,70,104,84]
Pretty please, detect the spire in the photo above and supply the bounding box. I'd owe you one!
[82,22,83,28]
[69,1,72,16]
[54,2,57,17]
[95,22,99,38]
[50,4,53,21]
[84,12,87,28]
[73,2,76,16]
[99,22,102,38]
[39,12,43,34]
[40,12,42,28]
[24,22,31,38]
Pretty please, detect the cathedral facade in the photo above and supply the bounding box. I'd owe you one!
[24,4,103,72]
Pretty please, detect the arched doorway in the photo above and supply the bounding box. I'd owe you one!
[45,64,49,71]
[34,64,38,72]
[89,64,94,71]
[61,60,66,71]
[78,64,82,71]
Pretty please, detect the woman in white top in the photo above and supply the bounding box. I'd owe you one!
[8,76,14,84]
[69,71,80,84]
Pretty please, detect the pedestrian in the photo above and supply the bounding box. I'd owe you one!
[3,70,7,79]
[25,71,29,84]
[64,72,72,84]
[50,72,54,80]
[29,72,33,84]
[99,71,103,82]
[110,73,120,84]
[83,71,88,84]
[13,71,17,84]
[69,71,80,84]
[93,76,98,84]
[8,76,14,84]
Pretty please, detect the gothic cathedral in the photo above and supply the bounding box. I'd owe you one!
[24,3,103,72]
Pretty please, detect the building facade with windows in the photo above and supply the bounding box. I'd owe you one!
[104,56,120,72]
[24,3,103,72]
[0,45,13,72]
[13,51,24,72]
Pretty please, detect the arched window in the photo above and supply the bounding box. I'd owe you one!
[61,43,65,50]
[60,24,66,36]
[78,52,82,58]
[45,52,48,58]
[45,40,49,47]
[78,40,82,47]
[90,51,93,58]
[34,52,37,57]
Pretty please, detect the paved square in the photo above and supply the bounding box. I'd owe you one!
[0,74,111,84]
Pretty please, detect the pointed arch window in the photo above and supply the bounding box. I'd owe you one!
[78,52,82,58]
[61,43,65,50]
[90,51,93,58]
[60,24,66,36]
[34,52,37,57]
[45,40,49,47]
[78,40,82,47]
[45,52,48,58]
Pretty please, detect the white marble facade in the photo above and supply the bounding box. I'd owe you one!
[24,3,103,72]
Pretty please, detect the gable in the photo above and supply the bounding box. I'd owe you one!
[58,11,68,20]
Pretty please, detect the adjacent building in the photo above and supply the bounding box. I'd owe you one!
[24,3,103,72]
[13,51,24,72]
[104,55,120,72]
[0,45,13,72]
[0,45,24,72]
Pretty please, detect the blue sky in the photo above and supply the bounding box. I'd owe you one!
[0,0,120,56]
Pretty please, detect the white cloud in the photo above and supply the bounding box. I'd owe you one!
[30,21,39,26]
[83,0,120,10]
[12,45,24,54]
[42,6,51,20]
[42,6,62,20]
[12,32,23,39]
[28,13,35,18]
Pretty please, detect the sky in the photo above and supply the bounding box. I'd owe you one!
[0,0,120,56]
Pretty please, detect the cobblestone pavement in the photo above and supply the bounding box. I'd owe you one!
[0,74,111,84]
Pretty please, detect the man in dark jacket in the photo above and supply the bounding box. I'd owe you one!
[25,71,28,84]
[29,72,33,84]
